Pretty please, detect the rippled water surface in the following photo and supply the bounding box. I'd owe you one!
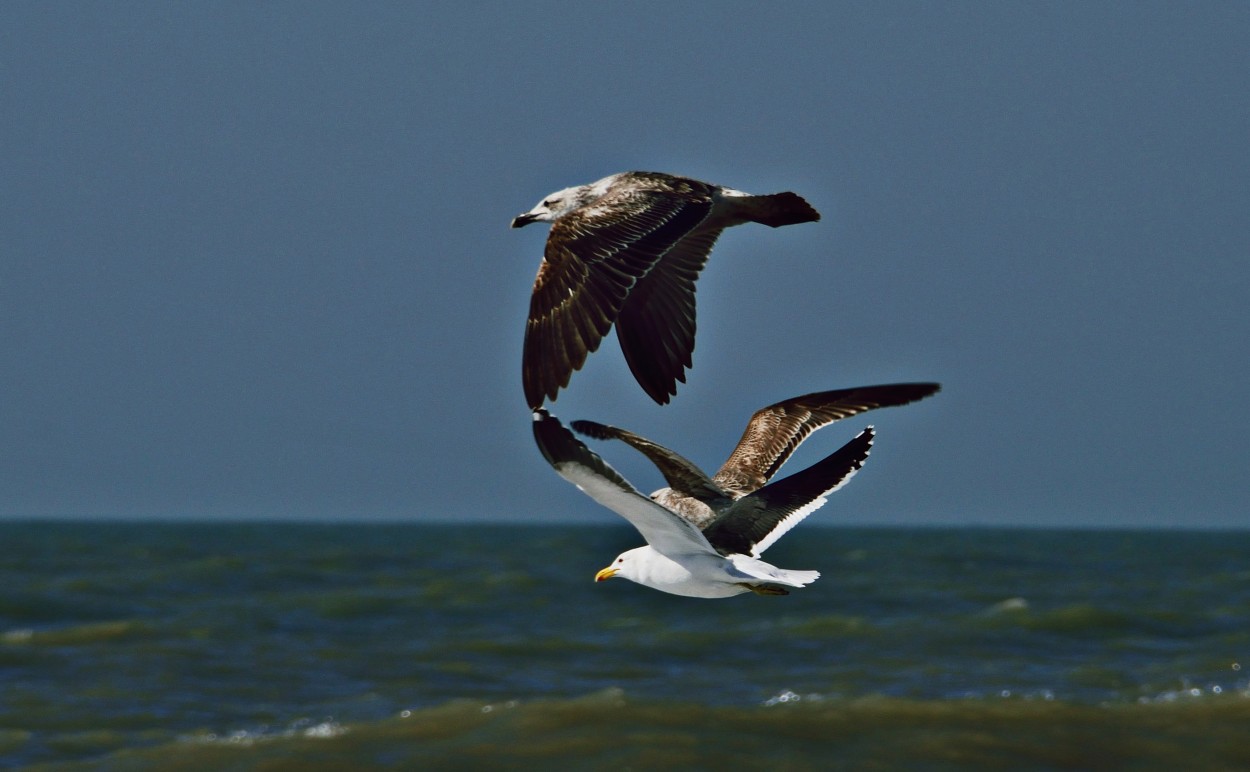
[2,522,1248,769]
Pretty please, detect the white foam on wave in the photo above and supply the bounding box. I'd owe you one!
[179,717,347,746]
[762,689,827,707]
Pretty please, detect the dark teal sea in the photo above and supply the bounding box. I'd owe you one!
[2,522,1248,770]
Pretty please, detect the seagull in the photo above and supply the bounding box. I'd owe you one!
[572,382,941,534]
[513,171,820,409]
[534,393,891,598]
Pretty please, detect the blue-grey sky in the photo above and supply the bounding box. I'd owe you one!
[2,2,1247,528]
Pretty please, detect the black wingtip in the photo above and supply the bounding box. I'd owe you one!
[570,419,614,440]
[532,406,642,499]
[531,407,570,468]
[869,382,941,412]
[523,365,565,411]
[523,371,541,411]
[532,409,592,467]
[649,386,676,406]
[854,425,875,461]
[907,382,942,399]
[624,355,680,406]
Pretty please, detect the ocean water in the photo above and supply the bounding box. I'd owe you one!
[1,522,1248,770]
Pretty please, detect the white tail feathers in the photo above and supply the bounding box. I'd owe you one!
[778,568,820,587]
[730,553,821,588]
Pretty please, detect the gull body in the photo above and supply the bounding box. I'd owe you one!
[514,171,820,408]
[533,407,877,598]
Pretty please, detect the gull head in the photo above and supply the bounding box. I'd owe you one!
[511,183,597,228]
[594,547,647,583]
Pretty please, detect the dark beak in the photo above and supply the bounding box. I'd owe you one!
[511,213,539,229]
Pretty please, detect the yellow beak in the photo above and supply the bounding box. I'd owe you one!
[594,566,618,582]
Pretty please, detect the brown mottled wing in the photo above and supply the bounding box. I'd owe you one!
[570,419,731,503]
[522,190,714,409]
[703,427,874,557]
[615,224,720,404]
[712,383,941,496]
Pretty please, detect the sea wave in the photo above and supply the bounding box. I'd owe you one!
[1,619,151,647]
[23,688,1250,771]
[6,523,1250,769]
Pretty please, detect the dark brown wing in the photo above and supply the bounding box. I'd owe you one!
[712,383,940,496]
[522,189,712,409]
[615,225,721,404]
[703,427,874,557]
[570,419,730,503]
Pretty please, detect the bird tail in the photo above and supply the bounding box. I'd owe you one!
[775,568,820,586]
[742,192,821,228]
[730,554,821,588]
[744,569,820,596]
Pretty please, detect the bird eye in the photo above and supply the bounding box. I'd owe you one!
[543,199,557,208]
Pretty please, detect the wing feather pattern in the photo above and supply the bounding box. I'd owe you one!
[703,427,875,557]
[615,226,721,404]
[532,410,718,558]
[713,383,940,496]
[522,190,713,408]
[570,419,730,503]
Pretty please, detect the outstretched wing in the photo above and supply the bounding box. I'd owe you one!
[522,186,712,409]
[703,427,875,558]
[570,419,731,503]
[614,225,721,404]
[532,409,719,559]
[713,383,939,496]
